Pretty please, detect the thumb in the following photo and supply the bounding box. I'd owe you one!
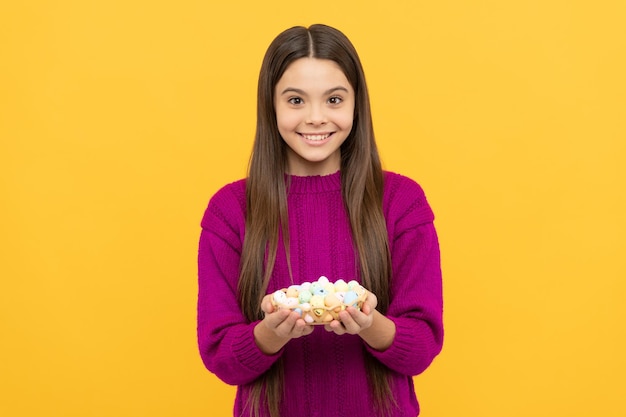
[261,295,276,314]
[361,302,371,315]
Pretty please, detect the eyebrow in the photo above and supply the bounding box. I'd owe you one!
[280,86,350,96]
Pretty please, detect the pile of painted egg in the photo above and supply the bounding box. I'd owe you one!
[270,276,368,324]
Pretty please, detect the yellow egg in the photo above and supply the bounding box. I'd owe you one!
[324,294,341,308]
[334,280,349,292]
[309,295,325,308]
[286,286,299,298]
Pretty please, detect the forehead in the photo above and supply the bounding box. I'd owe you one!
[276,58,352,92]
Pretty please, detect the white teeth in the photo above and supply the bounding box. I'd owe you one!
[302,133,330,141]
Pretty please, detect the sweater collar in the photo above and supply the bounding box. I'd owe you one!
[285,170,342,194]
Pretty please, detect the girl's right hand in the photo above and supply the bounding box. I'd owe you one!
[253,294,314,354]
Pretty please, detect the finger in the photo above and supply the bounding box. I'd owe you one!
[325,320,346,335]
[261,295,276,314]
[264,308,291,329]
[293,319,314,337]
[338,310,361,334]
[274,310,302,337]
[348,306,369,325]
[287,316,314,338]
[366,292,378,309]
[361,302,371,315]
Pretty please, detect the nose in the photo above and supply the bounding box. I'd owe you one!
[306,104,327,125]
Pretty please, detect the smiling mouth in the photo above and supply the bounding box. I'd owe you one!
[299,132,333,141]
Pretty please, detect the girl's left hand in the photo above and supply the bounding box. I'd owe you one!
[324,291,378,335]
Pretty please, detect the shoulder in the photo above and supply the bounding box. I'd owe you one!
[383,171,426,198]
[383,171,435,228]
[200,178,247,230]
[209,178,247,208]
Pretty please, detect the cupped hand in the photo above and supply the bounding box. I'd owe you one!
[259,294,314,340]
[324,291,378,335]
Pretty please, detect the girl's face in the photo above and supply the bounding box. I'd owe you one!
[274,58,355,176]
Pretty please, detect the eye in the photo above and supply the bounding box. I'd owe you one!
[328,96,343,105]
[288,97,303,105]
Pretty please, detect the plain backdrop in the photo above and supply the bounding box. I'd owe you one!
[1,1,625,416]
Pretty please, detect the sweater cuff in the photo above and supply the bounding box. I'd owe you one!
[232,322,283,373]
[364,316,431,375]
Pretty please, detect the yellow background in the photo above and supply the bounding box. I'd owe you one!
[1,1,624,416]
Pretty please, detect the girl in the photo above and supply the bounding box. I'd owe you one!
[197,24,443,417]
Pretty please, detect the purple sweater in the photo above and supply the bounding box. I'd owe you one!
[197,171,443,417]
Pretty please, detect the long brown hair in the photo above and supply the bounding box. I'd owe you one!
[238,24,395,417]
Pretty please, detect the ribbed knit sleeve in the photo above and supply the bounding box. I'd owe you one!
[366,172,444,376]
[197,180,282,386]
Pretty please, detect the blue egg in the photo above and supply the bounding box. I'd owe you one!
[343,290,358,306]
[313,287,327,296]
